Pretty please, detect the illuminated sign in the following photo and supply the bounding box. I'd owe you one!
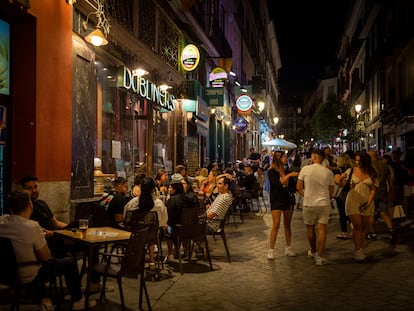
[117,67,175,111]
[233,117,248,133]
[236,94,253,114]
[181,44,200,71]
[209,67,227,88]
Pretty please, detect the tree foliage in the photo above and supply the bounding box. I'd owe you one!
[310,96,353,144]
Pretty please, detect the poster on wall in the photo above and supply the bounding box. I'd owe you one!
[0,19,10,96]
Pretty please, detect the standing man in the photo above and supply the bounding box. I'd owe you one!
[297,149,334,266]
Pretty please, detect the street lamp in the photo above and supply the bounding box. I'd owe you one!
[354,104,362,150]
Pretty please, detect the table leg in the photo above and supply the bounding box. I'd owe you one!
[84,245,93,310]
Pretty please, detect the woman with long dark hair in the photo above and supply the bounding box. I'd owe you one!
[123,177,167,269]
[344,151,378,261]
[267,151,299,260]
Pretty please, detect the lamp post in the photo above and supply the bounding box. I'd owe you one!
[354,104,362,150]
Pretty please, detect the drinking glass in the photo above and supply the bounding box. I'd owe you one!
[79,219,89,238]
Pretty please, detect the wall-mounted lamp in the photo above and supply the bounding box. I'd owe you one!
[355,104,362,114]
[159,84,172,92]
[273,117,279,125]
[257,100,265,112]
[83,0,110,47]
[132,68,149,76]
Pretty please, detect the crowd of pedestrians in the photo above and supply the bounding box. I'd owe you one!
[261,146,414,266]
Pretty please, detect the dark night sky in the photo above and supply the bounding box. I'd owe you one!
[270,1,350,101]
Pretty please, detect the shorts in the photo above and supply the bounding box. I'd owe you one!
[302,205,331,225]
[374,199,389,213]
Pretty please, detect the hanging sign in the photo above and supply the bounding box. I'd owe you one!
[181,44,200,71]
[209,67,227,88]
[233,117,248,133]
[236,94,253,114]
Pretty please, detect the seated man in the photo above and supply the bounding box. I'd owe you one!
[237,164,257,211]
[205,176,233,233]
[21,175,68,238]
[0,190,96,310]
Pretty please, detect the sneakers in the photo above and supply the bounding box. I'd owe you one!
[315,256,329,266]
[354,249,366,262]
[267,249,275,260]
[307,249,317,259]
[284,247,296,257]
[366,232,377,241]
[72,296,97,310]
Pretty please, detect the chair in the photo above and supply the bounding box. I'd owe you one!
[124,210,162,273]
[249,183,267,214]
[206,207,232,263]
[0,237,60,310]
[173,206,213,275]
[93,227,151,311]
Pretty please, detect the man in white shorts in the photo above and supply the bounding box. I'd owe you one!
[297,149,334,265]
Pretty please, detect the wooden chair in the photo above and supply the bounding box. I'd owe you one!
[172,206,213,274]
[93,227,151,311]
[206,207,232,263]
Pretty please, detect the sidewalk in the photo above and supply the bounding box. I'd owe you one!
[103,192,414,311]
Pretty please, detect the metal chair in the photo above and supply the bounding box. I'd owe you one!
[93,227,151,311]
[0,237,61,310]
[206,207,232,263]
[124,210,162,274]
[172,206,213,274]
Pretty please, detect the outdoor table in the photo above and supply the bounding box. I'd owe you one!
[54,227,131,310]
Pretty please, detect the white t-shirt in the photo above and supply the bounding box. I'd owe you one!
[123,196,168,227]
[298,163,334,207]
[0,214,45,283]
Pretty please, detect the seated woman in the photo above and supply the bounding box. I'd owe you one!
[198,169,219,205]
[123,177,167,270]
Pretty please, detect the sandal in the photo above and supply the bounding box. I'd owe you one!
[336,232,348,240]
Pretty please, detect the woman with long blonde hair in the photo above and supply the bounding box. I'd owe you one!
[267,151,299,259]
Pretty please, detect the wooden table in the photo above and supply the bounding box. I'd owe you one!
[54,227,131,310]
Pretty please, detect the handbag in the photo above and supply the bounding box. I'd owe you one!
[392,205,406,219]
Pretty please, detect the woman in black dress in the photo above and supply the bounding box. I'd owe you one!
[267,151,299,260]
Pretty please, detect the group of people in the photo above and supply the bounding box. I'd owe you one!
[266,146,413,265]
[0,175,97,310]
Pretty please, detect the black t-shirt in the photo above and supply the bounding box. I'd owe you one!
[31,199,55,230]
[106,192,127,228]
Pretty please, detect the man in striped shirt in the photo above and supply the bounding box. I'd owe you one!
[205,176,233,232]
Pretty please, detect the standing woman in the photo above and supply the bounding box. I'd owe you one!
[267,151,299,259]
[344,151,378,261]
